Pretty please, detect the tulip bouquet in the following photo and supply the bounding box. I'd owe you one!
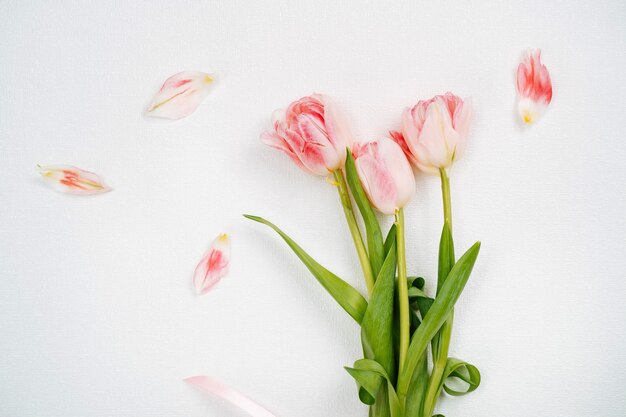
[245,93,481,417]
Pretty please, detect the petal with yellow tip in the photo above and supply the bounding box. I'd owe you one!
[146,71,215,120]
[37,164,112,195]
[193,233,231,295]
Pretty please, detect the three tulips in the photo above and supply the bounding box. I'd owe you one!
[250,92,479,417]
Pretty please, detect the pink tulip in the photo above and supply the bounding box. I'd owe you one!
[392,93,473,175]
[37,164,112,195]
[146,71,214,120]
[517,49,552,124]
[261,94,350,176]
[193,233,231,295]
[352,138,416,215]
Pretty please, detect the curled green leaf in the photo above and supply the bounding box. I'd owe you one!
[345,359,401,417]
[443,358,481,396]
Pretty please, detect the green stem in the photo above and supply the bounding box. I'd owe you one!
[395,208,410,373]
[333,170,375,295]
[422,168,455,417]
[440,168,452,230]
[422,314,453,417]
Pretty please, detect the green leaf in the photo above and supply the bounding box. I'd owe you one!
[345,359,402,417]
[345,150,385,277]
[383,225,397,256]
[370,389,391,417]
[345,366,378,405]
[437,222,455,292]
[406,277,433,335]
[443,358,481,396]
[397,241,481,398]
[244,214,368,324]
[361,240,397,380]
[403,352,429,417]
[433,222,456,356]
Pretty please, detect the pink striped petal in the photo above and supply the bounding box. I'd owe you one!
[193,233,230,294]
[516,49,552,124]
[37,164,112,195]
[146,71,214,120]
[185,376,277,417]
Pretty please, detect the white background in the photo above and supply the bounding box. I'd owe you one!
[1,1,625,416]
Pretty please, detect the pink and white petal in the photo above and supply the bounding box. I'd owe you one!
[184,376,277,417]
[192,233,230,295]
[261,132,310,173]
[318,94,352,154]
[355,152,398,215]
[412,143,443,175]
[517,61,531,97]
[401,107,421,156]
[452,98,473,139]
[281,128,330,176]
[146,71,214,120]
[389,130,417,166]
[270,108,287,125]
[37,164,112,195]
[432,96,455,128]
[379,138,415,208]
[417,106,451,167]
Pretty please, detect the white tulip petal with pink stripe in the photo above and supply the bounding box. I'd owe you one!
[146,71,215,120]
[193,233,230,294]
[517,49,553,124]
[37,164,112,195]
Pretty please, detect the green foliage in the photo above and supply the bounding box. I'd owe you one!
[361,240,398,379]
[244,214,368,324]
[397,241,481,398]
[345,359,401,417]
[345,150,385,277]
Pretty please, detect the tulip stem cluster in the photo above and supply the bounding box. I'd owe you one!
[333,169,376,295]
[254,93,482,417]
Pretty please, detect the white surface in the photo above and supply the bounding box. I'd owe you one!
[1,1,625,416]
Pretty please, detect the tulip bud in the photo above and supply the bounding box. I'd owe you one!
[146,71,215,120]
[37,164,112,195]
[261,94,351,176]
[352,138,416,215]
[517,49,552,124]
[393,93,473,175]
[193,233,231,295]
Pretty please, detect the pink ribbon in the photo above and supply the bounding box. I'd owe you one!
[184,376,278,417]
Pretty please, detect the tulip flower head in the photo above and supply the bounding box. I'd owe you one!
[393,93,473,175]
[193,233,231,295]
[517,49,552,124]
[261,94,350,176]
[352,138,416,215]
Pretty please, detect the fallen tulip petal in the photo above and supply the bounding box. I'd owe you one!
[193,233,230,294]
[516,49,552,124]
[185,376,277,417]
[37,164,112,195]
[146,71,214,120]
